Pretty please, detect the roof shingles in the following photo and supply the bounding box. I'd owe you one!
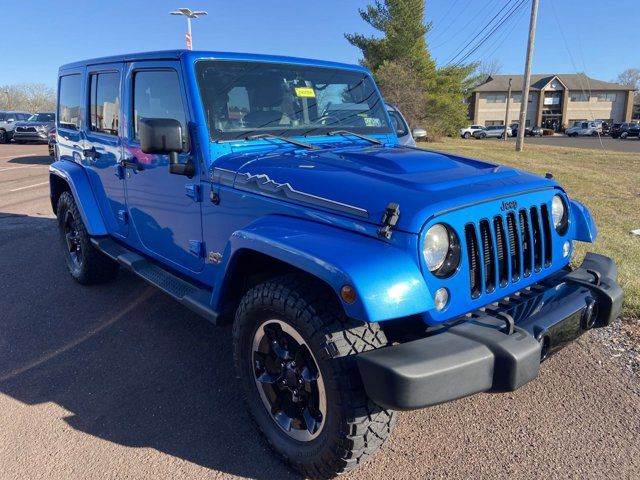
[474,74,635,92]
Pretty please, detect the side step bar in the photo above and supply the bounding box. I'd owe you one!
[91,237,219,324]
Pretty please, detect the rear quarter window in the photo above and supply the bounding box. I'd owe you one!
[58,74,82,130]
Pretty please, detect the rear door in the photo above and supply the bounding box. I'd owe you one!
[84,63,128,237]
[122,61,204,273]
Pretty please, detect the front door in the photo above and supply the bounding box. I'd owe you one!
[122,61,204,273]
[84,63,128,237]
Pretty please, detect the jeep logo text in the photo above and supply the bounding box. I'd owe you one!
[500,200,518,211]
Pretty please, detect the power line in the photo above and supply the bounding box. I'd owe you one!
[431,0,500,50]
[452,0,529,67]
[428,0,470,43]
[443,0,519,66]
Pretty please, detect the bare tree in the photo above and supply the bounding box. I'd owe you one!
[0,83,56,112]
[475,59,503,85]
[614,69,640,108]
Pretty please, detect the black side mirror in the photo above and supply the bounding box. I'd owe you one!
[139,118,194,177]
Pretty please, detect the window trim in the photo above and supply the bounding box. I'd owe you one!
[130,67,189,151]
[87,69,121,138]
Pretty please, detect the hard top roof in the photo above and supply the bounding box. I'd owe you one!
[59,50,368,74]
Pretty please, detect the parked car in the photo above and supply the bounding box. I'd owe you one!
[0,110,31,143]
[48,127,57,157]
[386,103,426,146]
[473,125,507,139]
[511,125,543,137]
[459,124,484,139]
[600,122,611,136]
[50,50,622,479]
[12,112,56,144]
[610,121,640,139]
[565,121,600,137]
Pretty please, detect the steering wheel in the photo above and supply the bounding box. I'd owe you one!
[317,114,341,126]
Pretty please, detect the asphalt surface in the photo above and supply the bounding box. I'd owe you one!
[1,144,639,480]
[471,135,640,153]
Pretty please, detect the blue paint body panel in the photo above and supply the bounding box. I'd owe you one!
[52,49,599,325]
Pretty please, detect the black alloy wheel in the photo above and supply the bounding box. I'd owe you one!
[251,319,326,441]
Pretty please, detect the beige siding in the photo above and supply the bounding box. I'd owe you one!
[565,91,626,123]
[475,92,538,126]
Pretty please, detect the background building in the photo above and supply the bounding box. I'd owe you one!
[471,74,636,131]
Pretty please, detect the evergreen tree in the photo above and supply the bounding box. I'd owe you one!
[346,0,475,136]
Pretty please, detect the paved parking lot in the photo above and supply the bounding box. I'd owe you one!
[470,135,640,153]
[1,143,639,479]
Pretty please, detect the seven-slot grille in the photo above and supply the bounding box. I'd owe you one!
[464,205,553,299]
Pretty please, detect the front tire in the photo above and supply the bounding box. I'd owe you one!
[463,132,471,139]
[233,275,396,479]
[57,191,119,285]
[0,130,7,144]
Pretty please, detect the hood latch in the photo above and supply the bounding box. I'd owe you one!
[378,203,400,240]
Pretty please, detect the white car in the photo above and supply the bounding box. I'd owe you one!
[460,125,484,139]
[565,121,601,137]
[386,104,427,147]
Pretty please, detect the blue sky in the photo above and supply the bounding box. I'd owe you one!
[2,0,637,87]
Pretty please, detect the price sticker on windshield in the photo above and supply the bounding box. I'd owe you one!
[295,87,316,98]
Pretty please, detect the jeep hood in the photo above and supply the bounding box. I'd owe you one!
[214,144,558,234]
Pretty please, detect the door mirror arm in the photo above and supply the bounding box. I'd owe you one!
[169,153,195,178]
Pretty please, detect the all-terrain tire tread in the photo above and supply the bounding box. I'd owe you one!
[233,274,396,479]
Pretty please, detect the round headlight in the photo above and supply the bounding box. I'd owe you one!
[551,195,568,234]
[423,224,461,277]
[424,224,449,271]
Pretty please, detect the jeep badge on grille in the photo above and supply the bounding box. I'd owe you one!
[501,200,518,211]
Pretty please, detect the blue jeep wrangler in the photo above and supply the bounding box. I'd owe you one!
[50,50,623,478]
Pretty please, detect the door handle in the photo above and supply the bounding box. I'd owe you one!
[121,157,143,171]
[83,147,100,159]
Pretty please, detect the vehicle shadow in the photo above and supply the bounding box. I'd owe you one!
[7,153,51,165]
[0,213,300,480]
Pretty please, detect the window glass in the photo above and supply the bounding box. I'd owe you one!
[0,113,5,121]
[387,110,408,136]
[59,74,82,130]
[133,70,186,141]
[485,120,504,126]
[29,113,55,122]
[595,93,616,102]
[570,92,589,102]
[89,72,120,136]
[486,94,506,103]
[195,60,391,141]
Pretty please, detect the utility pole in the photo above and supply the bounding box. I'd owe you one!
[170,8,208,50]
[503,77,512,142]
[515,0,539,152]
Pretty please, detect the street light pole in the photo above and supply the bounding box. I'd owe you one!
[515,0,539,152]
[169,8,208,50]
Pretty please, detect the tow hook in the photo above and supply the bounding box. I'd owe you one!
[378,203,400,240]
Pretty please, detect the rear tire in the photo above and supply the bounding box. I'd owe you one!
[233,275,396,479]
[463,132,471,139]
[57,191,119,285]
[621,132,628,139]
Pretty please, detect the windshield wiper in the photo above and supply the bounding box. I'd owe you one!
[247,133,318,150]
[327,130,383,146]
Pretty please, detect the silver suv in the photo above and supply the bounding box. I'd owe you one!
[0,111,32,143]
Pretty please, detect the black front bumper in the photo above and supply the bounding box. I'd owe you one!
[357,253,623,410]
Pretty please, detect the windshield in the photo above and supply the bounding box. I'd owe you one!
[28,113,55,122]
[195,60,391,141]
